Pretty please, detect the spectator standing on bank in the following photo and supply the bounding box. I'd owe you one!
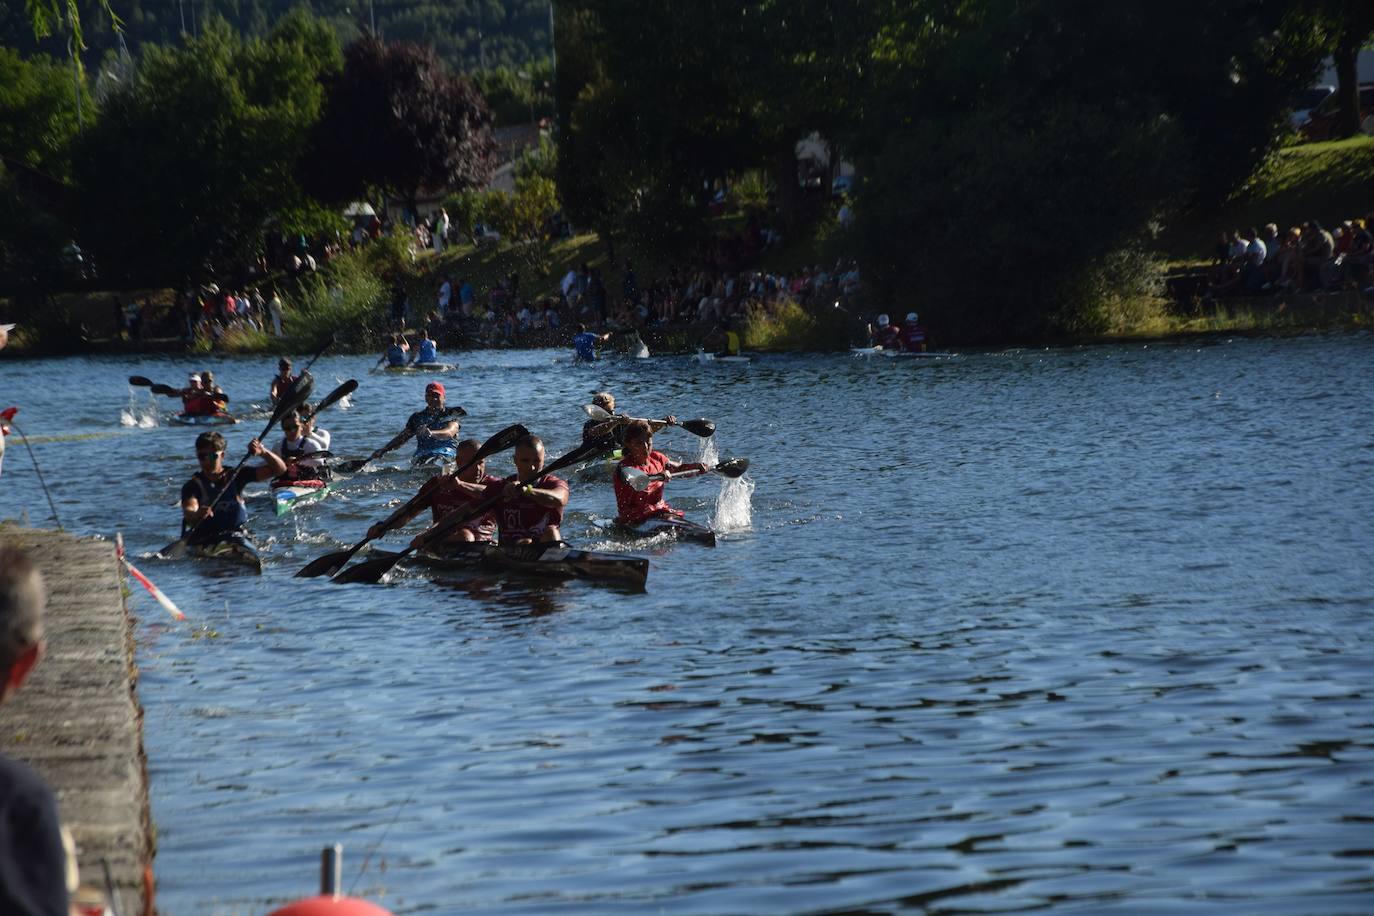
[0,546,74,916]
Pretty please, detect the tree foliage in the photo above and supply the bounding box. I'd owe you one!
[70,13,343,284]
[303,35,496,207]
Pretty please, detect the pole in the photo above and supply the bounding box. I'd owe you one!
[369,0,375,34]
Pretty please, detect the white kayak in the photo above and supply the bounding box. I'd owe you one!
[371,362,458,374]
[695,351,752,364]
[851,347,957,359]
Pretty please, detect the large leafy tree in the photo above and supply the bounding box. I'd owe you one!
[0,48,89,289]
[303,35,496,211]
[70,11,343,284]
[849,0,1329,340]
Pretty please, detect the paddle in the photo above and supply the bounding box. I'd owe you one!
[335,405,468,473]
[581,404,715,439]
[129,376,184,398]
[295,423,529,578]
[621,457,749,491]
[303,379,358,421]
[160,371,315,558]
[331,431,619,585]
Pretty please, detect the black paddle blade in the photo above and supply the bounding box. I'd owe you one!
[309,379,358,417]
[680,418,715,438]
[335,458,370,473]
[295,547,358,578]
[331,551,406,584]
[716,457,749,478]
[150,383,180,397]
[474,424,529,461]
[128,375,153,387]
[546,432,620,475]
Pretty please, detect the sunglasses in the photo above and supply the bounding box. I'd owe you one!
[196,451,222,460]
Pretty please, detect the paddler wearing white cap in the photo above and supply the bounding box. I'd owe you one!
[870,313,902,350]
[899,311,928,353]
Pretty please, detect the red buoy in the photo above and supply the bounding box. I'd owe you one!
[268,896,394,916]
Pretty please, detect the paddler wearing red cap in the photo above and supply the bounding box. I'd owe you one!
[374,381,462,465]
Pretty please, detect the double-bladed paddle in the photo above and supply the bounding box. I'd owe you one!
[128,376,184,398]
[159,372,315,558]
[295,423,529,578]
[303,379,358,421]
[581,404,715,438]
[335,405,468,473]
[620,457,749,492]
[331,432,619,585]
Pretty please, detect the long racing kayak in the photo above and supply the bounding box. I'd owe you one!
[571,448,623,480]
[272,481,331,516]
[371,362,457,374]
[600,516,717,547]
[411,541,649,589]
[187,532,263,573]
[171,412,238,426]
[851,347,958,359]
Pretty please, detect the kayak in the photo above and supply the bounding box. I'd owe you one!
[601,516,717,547]
[272,481,330,516]
[412,541,649,589]
[171,412,237,426]
[372,362,457,374]
[187,532,263,573]
[851,347,958,359]
[695,351,752,364]
[411,452,455,469]
[571,448,623,480]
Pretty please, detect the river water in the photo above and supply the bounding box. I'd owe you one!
[2,337,1372,914]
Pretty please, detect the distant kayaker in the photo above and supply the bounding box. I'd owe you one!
[869,313,902,350]
[572,323,611,363]
[199,370,228,406]
[375,381,462,465]
[273,408,330,488]
[370,438,502,546]
[899,312,928,353]
[702,321,741,357]
[379,334,410,368]
[270,359,297,405]
[181,431,285,545]
[613,420,708,525]
[426,433,569,546]
[410,329,439,366]
[179,373,228,417]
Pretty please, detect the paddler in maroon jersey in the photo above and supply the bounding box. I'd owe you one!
[431,433,570,545]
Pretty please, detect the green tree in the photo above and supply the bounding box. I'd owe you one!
[303,35,496,212]
[70,12,343,284]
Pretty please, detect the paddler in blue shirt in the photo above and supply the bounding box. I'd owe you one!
[409,329,439,365]
[375,381,463,465]
[572,323,611,363]
[378,334,409,368]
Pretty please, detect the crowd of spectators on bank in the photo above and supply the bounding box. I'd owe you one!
[395,257,861,347]
[1206,217,1374,299]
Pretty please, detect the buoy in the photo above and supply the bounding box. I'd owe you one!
[267,845,395,916]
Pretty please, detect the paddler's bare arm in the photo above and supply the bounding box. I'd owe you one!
[502,479,567,508]
[416,419,461,442]
[248,439,288,481]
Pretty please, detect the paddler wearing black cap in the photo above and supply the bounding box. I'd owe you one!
[375,381,462,464]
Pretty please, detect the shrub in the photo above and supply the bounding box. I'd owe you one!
[283,250,387,348]
[739,298,854,351]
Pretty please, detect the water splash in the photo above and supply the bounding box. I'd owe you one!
[695,435,719,467]
[121,389,159,428]
[712,474,754,532]
[631,332,650,359]
[334,376,354,410]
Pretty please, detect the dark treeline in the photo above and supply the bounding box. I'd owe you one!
[1,0,553,73]
[3,1,1372,346]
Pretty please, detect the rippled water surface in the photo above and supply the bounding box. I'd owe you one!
[3,338,1373,914]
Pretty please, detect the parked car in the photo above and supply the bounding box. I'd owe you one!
[1299,83,1374,141]
[471,223,501,247]
[1290,85,1335,130]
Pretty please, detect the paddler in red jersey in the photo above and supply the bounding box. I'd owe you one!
[870,313,902,350]
[370,438,503,545]
[180,373,227,416]
[426,433,569,545]
[899,311,928,353]
[612,420,709,525]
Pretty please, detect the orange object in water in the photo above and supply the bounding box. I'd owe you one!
[268,897,394,916]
